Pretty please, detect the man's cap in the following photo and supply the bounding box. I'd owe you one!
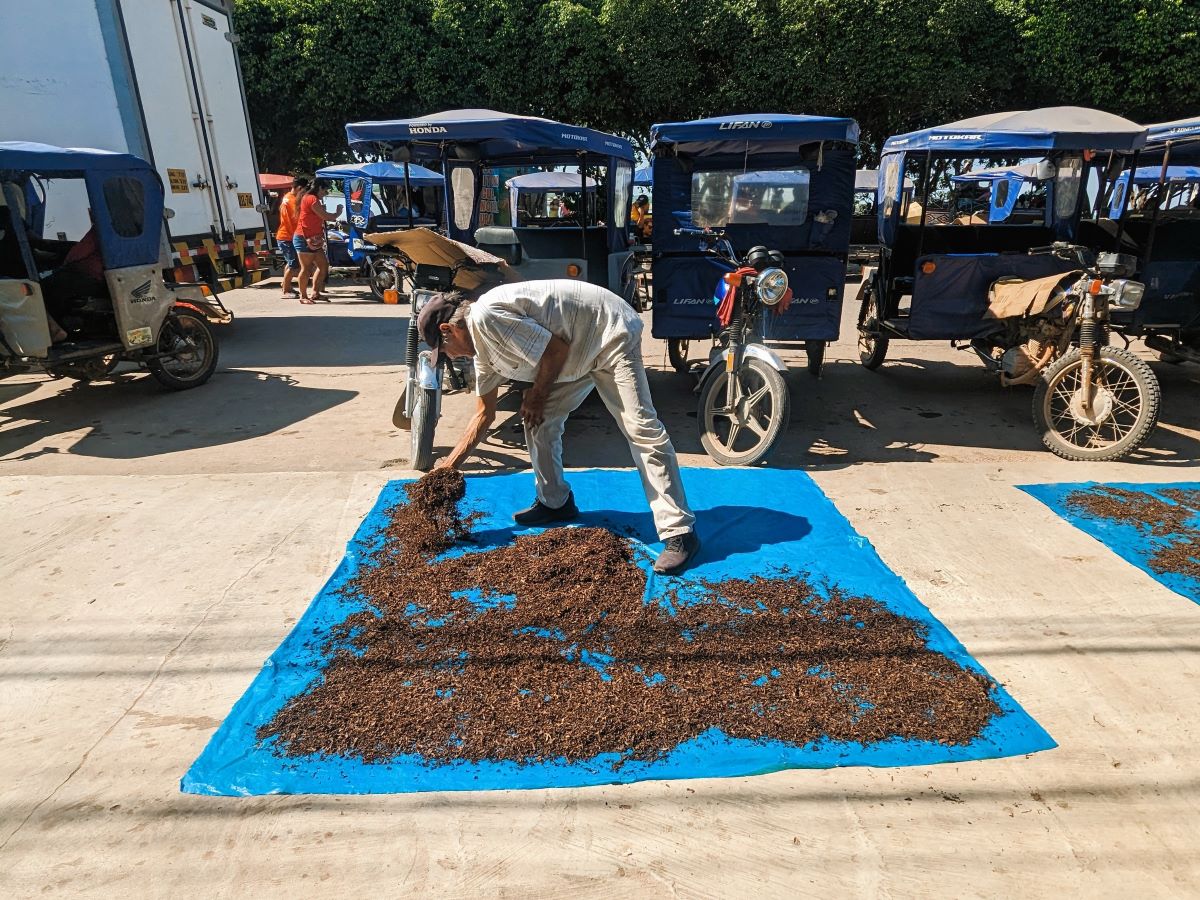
[416,291,463,363]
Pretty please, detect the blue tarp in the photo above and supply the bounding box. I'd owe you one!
[650,114,859,151]
[183,468,1053,796]
[884,107,1147,153]
[1020,482,1200,606]
[345,109,634,162]
[314,161,443,186]
[634,166,653,187]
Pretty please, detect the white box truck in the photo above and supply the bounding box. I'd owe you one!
[0,0,270,295]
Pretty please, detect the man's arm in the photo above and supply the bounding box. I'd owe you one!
[438,387,499,469]
[521,335,570,427]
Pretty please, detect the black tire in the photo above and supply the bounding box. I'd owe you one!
[667,338,692,374]
[1033,345,1160,461]
[147,309,218,390]
[698,356,790,466]
[1157,350,1185,365]
[856,277,889,370]
[410,386,438,471]
[369,258,398,301]
[805,341,825,377]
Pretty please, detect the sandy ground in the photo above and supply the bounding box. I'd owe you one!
[1,276,1198,898]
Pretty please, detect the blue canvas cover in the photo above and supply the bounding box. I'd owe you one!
[0,141,162,270]
[633,165,652,187]
[314,161,442,186]
[884,107,1147,153]
[345,109,633,162]
[182,468,1054,795]
[1147,117,1200,145]
[906,253,1078,340]
[650,114,859,152]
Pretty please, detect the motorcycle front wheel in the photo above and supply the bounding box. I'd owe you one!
[698,356,790,466]
[1033,345,1160,461]
[410,386,438,470]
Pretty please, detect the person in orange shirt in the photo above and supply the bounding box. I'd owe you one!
[292,180,342,303]
[276,176,309,299]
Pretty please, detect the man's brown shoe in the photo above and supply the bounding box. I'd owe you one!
[653,531,701,575]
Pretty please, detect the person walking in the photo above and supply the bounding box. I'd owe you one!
[276,176,308,299]
[292,179,341,303]
[426,279,701,575]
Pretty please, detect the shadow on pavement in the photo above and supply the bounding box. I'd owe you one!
[220,311,407,369]
[0,369,356,463]
[544,351,1200,471]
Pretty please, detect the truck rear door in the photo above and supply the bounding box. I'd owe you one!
[177,0,265,238]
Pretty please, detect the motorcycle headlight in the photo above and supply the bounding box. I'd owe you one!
[756,267,789,306]
[1109,279,1145,311]
[412,289,435,313]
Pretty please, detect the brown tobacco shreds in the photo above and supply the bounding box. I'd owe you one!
[1066,486,1200,580]
[259,472,1002,765]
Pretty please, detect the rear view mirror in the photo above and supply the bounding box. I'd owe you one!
[1035,160,1056,181]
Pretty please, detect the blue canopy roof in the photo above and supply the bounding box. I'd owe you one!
[506,171,596,191]
[344,109,634,162]
[1126,165,1200,185]
[633,165,652,186]
[1147,118,1200,145]
[314,160,442,186]
[883,107,1146,153]
[0,140,153,174]
[650,114,859,150]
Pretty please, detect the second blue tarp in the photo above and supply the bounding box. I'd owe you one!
[184,468,1054,795]
[1021,481,1200,606]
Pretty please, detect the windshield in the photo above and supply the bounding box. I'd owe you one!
[690,169,810,228]
[903,156,1066,226]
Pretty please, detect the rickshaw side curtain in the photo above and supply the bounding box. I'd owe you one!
[445,161,481,245]
[84,167,162,270]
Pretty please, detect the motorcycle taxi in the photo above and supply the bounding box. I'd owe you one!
[648,113,860,380]
[1104,116,1200,365]
[0,142,218,388]
[344,109,637,294]
[313,160,444,299]
[857,107,1158,461]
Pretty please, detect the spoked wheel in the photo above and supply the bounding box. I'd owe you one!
[147,309,218,390]
[698,357,790,466]
[369,258,399,301]
[1033,346,1160,461]
[668,338,693,374]
[410,386,438,470]
[856,278,888,370]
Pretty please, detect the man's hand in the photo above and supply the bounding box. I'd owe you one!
[521,389,547,428]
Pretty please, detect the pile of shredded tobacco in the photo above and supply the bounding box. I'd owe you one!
[259,469,1001,764]
[1066,485,1200,580]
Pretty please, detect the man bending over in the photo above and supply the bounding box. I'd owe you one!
[424,279,700,574]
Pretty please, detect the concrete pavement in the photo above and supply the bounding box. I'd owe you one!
[1,277,1198,897]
